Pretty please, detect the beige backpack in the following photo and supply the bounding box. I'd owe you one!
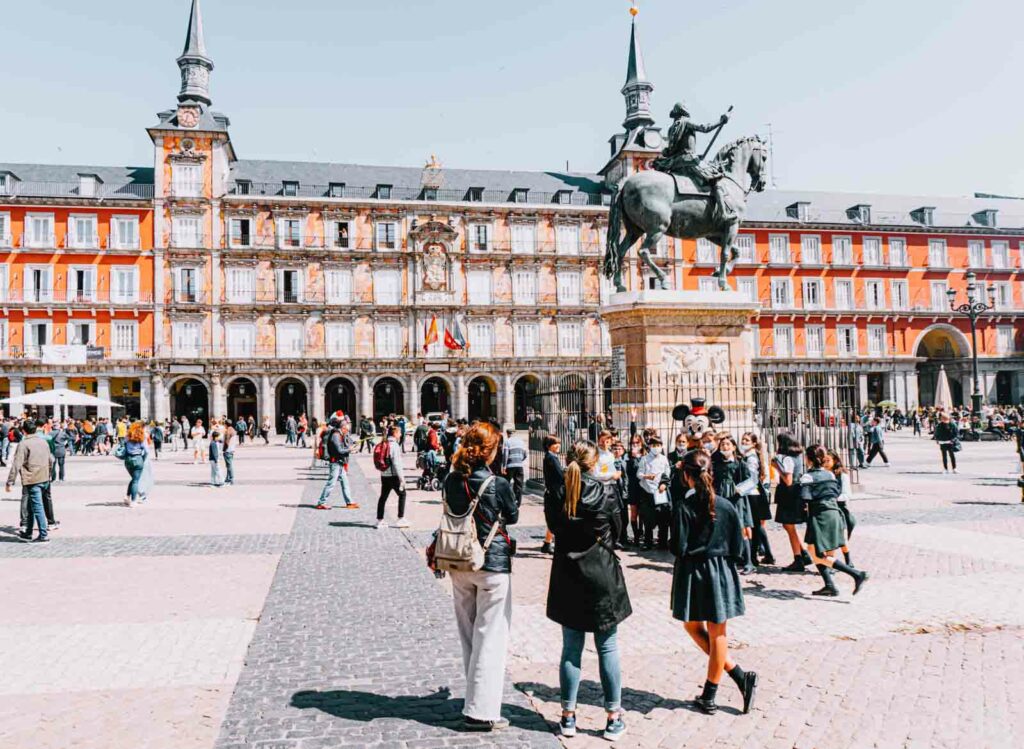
[434,476,498,572]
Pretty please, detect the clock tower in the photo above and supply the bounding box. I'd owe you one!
[599,7,664,187]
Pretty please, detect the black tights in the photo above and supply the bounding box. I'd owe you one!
[377,476,407,520]
[940,444,957,470]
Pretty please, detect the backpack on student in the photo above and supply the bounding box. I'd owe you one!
[372,439,391,472]
[316,429,332,461]
[434,476,498,572]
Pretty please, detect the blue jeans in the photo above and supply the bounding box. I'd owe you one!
[23,483,48,538]
[223,452,235,483]
[125,455,145,501]
[318,462,356,506]
[560,626,621,712]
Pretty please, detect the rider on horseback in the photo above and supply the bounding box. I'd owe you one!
[652,102,732,222]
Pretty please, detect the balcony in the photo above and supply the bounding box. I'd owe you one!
[227,182,611,207]
[0,288,152,305]
[65,233,100,250]
[1,345,153,361]
[169,233,211,250]
[167,183,203,199]
[152,342,611,361]
[0,181,153,200]
[167,288,210,305]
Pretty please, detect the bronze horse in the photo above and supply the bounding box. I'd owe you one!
[603,136,768,291]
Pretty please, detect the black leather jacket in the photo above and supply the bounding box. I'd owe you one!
[442,465,519,573]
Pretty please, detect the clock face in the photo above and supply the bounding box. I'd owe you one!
[178,107,199,128]
[642,129,663,149]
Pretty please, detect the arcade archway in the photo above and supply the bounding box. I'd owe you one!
[373,377,404,419]
[915,324,970,408]
[467,376,497,422]
[325,377,357,420]
[171,378,209,422]
[275,378,308,432]
[420,376,451,417]
[513,375,540,429]
[227,377,258,423]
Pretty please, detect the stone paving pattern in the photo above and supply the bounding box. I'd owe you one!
[2,432,1024,748]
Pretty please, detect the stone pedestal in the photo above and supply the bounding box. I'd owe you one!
[600,289,760,436]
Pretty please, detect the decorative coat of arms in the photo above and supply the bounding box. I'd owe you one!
[422,243,448,291]
[661,343,729,374]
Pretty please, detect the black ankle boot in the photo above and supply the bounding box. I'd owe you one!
[833,559,868,594]
[782,557,806,572]
[812,564,839,596]
[800,549,813,566]
[694,680,719,714]
[843,550,854,567]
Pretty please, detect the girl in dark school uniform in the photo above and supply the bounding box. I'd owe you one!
[772,432,813,573]
[710,434,757,574]
[670,450,758,716]
[826,448,857,567]
[800,445,869,597]
[740,432,775,566]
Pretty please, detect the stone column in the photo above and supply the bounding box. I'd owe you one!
[592,371,604,422]
[211,374,225,420]
[857,373,869,407]
[502,373,514,427]
[138,375,151,420]
[260,374,274,429]
[152,374,167,422]
[312,373,324,422]
[211,249,222,354]
[153,249,165,356]
[906,370,920,410]
[6,376,24,417]
[456,372,467,420]
[408,373,420,419]
[360,373,372,419]
[97,376,112,419]
[53,375,69,391]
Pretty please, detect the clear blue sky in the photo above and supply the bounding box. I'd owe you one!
[4,0,1023,196]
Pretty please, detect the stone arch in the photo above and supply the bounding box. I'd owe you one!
[512,373,542,429]
[270,373,312,391]
[225,376,259,424]
[324,376,357,420]
[420,375,453,416]
[167,375,211,423]
[913,323,972,359]
[372,376,405,419]
[467,374,498,422]
[275,377,309,433]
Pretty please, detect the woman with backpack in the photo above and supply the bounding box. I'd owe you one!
[544,440,631,741]
[438,421,519,732]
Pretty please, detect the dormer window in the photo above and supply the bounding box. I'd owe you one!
[555,190,573,205]
[512,188,529,204]
[78,174,99,198]
[234,180,251,195]
[282,181,299,197]
[973,209,998,228]
[422,187,438,201]
[467,187,484,202]
[786,202,810,221]
[913,206,936,226]
[376,184,392,200]
[850,204,871,224]
[328,182,345,198]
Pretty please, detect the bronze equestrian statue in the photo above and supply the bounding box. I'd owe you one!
[603,104,768,292]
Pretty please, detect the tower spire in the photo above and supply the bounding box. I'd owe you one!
[620,8,654,132]
[177,0,214,105]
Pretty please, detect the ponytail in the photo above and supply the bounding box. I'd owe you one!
[564,462,582,519]
[681,449,716,522]
[696,471,716,522]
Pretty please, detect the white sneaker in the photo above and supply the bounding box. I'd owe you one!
[395,518,410,528]
[376,519,387,529]
[952,469,959,474]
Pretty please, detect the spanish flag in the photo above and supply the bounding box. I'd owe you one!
[444,317,467,350]
[423,315,439,352]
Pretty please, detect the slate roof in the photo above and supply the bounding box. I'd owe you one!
[0,162,154,199]
[150,105,231,133]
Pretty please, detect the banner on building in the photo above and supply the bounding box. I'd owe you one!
[41,345,87,365]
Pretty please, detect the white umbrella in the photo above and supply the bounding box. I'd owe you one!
[1,387,125,420]
[934,365,953,410]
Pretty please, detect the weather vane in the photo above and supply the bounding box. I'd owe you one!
[630,1,639,17]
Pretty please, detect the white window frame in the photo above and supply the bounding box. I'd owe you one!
[888,237,908,267]
[555,223,581,256]
[325,268,354,305]
[736,277,757,303]
[867,325,887,357]
[328,219,353,250]
[68,213,98,249]
[110,215,139,250]
[374,322,402,358]
[0,319,7,356]
[558,321,583,356]
[0,212,10,248]
[837,326,858,357]
[0,263,7,302]
[997,325,1015,355]
[735,234,756,264]
[512,269,537,306]
[770,278,793,309]
[556,270,583,306]
[928,239,948,268]
[833,278,853,310]
[992,241,1010,270]
[514,322,539,357]
[24,264,53,303]
[228,217,254,249]
[111,266,138,304]
[277,268,305,304]
[175,266,201,303]
[225,267,256,304]
[832,235,853,265]
[696,238,717,264]
[225,322,256,358]
[469,223,493,253]
[801,278,824,309]
[25,320,53,357]
[864,279,885,310]
[375,221,397,251]
[66,319,96,346]
[467,269,493,305]
[171,215,202,248]
[769,234,791,264]
[772,324,794,358]
[276,217,304,249]
[511,222,536,255]
[968,240,986,269]
[862,236,884,267]
[805,325,825,358]
[800,235,822,265]
[171,163,202,197]
[373,269,402,305]
[326,321,354,358]
[26,213,55,249]
[111,320,138,359]
[276,321,304,359]
[68,265,96,303]
[994,281,1013,310]
[930,281,949,311]
[468,321,495,358]
[699,276,719,294]
[172,321,201,358]
[891,280,909,310]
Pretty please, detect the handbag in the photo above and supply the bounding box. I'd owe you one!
[951,438,962,453]
[113,442,126,460]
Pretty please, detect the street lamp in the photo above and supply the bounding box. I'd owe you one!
[946,271,996,415]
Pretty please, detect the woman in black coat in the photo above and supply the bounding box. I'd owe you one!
[545,440,631,741]
[670,450,758,716]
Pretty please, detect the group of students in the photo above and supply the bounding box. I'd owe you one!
[426,419,871,738]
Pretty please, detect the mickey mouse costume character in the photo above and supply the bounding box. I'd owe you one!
[672,398,726,453]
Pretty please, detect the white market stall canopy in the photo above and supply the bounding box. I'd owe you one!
[0,387,124,409]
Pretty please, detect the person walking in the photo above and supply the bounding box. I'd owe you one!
[800,445,869,596]
[208,430,224,487]
[502,426,528,507]
[119,421,148,507]
[826,448,856,566]
[6,419,53,542]
[773,432,812,573]
[259,416,271,445]
[191,419,207,464]
[285,414,297,446]
[544,439,630,740]
[441,421,520,732]
[740,432,775,566]
[848,419,866,469]
[51,421,70,482]
[223,426,238,485]
[864,417,890,467]
[710,434,757,575]
[296,413,308,449]
[539,435,563,555]
[670,450,757,715]
[247,415,257,442]
[316,416,360,510]
[375,426,408,528]
[234,417,247,445]
[934,412,960,473]
[637,435,671,549]
[358,415,375,453]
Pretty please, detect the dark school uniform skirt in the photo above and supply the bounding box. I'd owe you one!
[773,483,807,525]
[728,494,754,529]
[804,504,848,556]
[749,485,773,522]
[671,555,745,624]
[838,501,856,538]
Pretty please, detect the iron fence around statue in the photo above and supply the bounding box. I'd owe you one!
[526,368,862,485]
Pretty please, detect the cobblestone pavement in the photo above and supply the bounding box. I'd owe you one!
[391,431,1024,749]
[5,431,1024,748]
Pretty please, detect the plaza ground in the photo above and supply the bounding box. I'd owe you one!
[1,431,1022,749]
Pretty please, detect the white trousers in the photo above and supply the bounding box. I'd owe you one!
[450,569,512,721]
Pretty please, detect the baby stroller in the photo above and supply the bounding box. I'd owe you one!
[416,450,446,491]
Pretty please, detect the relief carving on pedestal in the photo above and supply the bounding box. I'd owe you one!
[661,343,729,374]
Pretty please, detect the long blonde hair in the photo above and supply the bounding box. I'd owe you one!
[564,440,599,518]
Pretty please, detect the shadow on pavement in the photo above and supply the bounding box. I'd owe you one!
[290,686,553,733]
[515,680,730,716]
[329,521,377,529]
